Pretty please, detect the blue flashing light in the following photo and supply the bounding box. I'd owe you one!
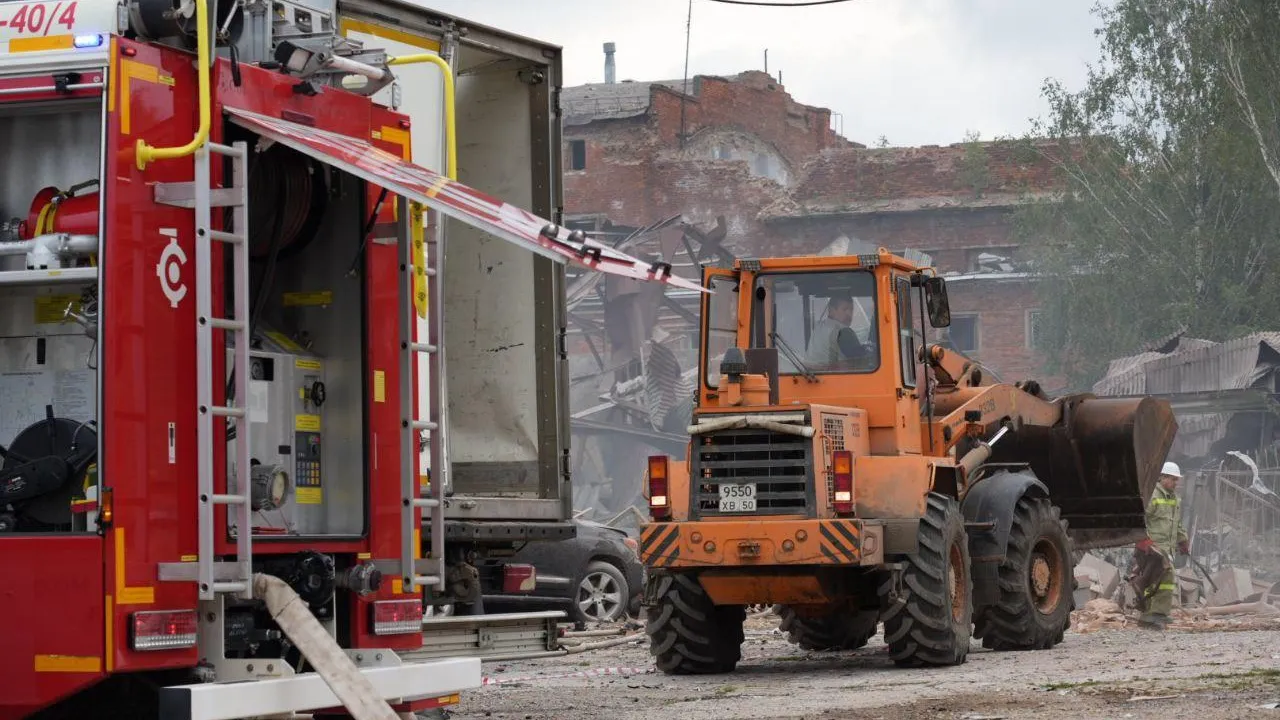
[73,34,104,49]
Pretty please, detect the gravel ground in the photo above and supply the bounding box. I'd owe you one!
[445,613,1280,720]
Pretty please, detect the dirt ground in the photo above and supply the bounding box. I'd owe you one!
[445,612,1280,720]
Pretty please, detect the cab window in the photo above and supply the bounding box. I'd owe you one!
[703,274,740,389]
[896,276,917,388]
[752,271,879,375]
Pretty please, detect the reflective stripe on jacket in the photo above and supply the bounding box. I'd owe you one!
[1145,484,1188,552]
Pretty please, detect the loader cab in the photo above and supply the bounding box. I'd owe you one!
[697,250,951,455]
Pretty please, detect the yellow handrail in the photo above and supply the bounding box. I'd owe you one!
[385,53,456,180]
[135,0,211,170]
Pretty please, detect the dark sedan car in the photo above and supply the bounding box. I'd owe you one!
[481,518,645,623]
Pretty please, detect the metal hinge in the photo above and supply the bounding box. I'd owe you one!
[556,327,567,360]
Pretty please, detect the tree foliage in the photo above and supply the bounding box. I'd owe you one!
[1015,0,1280,389]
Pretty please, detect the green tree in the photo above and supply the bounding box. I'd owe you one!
[1016,0,1280,389]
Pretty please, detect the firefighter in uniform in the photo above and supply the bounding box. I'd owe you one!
[1130,461,1189,629]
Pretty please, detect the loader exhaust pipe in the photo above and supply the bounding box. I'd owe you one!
[253,573,399,720]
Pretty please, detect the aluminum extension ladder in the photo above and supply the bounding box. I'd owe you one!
[398,197,447,594]
[155,141,253,601]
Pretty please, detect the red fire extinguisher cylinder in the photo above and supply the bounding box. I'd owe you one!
[21,186,101,240]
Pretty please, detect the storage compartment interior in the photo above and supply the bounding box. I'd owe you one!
[0,98,103,534]
[221,132,367,538]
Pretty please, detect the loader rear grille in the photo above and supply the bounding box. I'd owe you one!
[691,429,814,517]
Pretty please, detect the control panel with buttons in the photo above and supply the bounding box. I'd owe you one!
[295,431,322,488]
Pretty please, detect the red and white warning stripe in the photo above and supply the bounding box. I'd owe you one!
[481,666,655,686]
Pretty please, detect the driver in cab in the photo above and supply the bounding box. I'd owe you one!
[804,295,870,370]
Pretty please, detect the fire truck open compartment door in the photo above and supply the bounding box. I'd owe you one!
[225,106,703,529]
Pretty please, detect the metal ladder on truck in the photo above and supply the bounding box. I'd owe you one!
[398,197,447,596]
[155,140,254,600]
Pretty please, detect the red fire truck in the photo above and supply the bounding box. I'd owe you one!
[0,0,699,716]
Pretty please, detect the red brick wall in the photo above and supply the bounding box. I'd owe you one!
[794,142,1062,207]
[755,209,1019,274]
[648,72,845,169]
[564,72,849,229]
[936,279,1064,392]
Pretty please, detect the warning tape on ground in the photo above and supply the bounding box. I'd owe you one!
[481,666,655,686]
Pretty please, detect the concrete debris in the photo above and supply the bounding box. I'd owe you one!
[1208,567,1255,606]
[1076,553,1121,599]
[1203,600,1280,616]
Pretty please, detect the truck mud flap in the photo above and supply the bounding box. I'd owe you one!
[992,395,1176,549]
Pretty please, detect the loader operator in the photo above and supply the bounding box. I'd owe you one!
[1130,461,1190,630]
[805,295,871,371]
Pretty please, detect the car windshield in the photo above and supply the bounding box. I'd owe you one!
[752,270,879,375]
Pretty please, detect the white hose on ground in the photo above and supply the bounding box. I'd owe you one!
[253,573,399,720]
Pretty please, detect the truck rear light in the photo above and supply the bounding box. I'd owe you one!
[371,599,422,636]
[130,610,198,651]
[648,455,670,520]
[833,450,854,515]
[503,563,537,593]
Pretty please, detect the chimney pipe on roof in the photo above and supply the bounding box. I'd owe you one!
[604,42,616,84]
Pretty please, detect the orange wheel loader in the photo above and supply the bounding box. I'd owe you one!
[638,249,1177,673]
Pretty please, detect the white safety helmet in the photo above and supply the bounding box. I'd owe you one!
[1161,461,1182,478]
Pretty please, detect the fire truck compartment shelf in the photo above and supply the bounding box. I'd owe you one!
[0,267,98,286]
[407,610,564,661]
[157,656,480,720]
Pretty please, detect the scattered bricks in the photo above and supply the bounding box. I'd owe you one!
[1209,567,1254,607]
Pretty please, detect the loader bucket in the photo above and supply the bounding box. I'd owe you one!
[993,395,1178,551]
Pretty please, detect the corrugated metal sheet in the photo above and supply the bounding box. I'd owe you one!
[1093,333,1280,460]
[1094,333,1280,396]
[1141,333,1280,394]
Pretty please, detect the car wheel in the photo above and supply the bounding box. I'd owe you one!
[575,560,628,623]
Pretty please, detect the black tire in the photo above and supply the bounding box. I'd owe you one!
[975,496,1074,650]
[574,560,630,624]
[646,572,746,674]
[776,604,879,651]
[880,493,973,667]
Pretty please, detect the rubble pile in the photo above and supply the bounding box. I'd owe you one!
[1069,551,1280,633]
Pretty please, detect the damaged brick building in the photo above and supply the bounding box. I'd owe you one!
[562,68,1063,388]
[562,64,1065,522]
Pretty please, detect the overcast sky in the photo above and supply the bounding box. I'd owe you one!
[419,0,1107,147]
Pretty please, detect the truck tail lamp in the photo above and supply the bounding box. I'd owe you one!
[648,456,670,520]
[502,563,537,593]
[371,599,422,636]
[130,610,198,651]
[833,450,854,515]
